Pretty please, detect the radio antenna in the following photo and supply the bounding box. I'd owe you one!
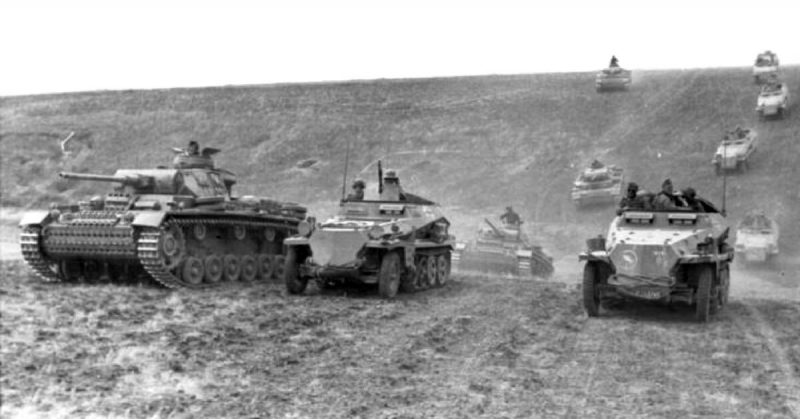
[341,139,351,201]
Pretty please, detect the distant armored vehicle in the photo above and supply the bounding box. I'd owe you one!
[571,161,624,208]
[756,80,789,119]
[19,146,306,288]
[712,127,757,174]
[595,67,632,92]
[734,212,779,264]
[753,51,780,83]
[283,172,454,299]
[580,194,733,322]
[452,218,553,278]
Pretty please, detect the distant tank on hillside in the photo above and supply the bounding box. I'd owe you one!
[595,57,632,92]
[711,127,757,174]
[571,160,624,208]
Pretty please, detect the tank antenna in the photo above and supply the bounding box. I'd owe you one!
[341,139,351,201]
[721,139,728,215]
[378,160,384,194]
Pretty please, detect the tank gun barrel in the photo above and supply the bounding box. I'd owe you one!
[483,218,502,237]
[59,172,153,188]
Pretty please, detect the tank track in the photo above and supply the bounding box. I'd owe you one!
[19,226,61,282]
[137,216,296,289]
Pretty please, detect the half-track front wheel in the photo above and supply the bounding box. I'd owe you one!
[378,251,402,299]
[695,265,713,322]
[284,247,308,295]
[582,263,602,317]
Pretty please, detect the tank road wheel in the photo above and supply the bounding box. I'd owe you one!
[240,255,258,282]
[203,255,223,283]
[181,257,205,285]
[695,265,713,322]
[378,251,402,299]
[273,255,286,280]
[233,225,247,241]
[582,263,602,317]
[257,254,274,280]
[425,255,437,287]
[435,253,450,286]
[223,255,241,281]
[192,224,207,240]
[284,247,308,295]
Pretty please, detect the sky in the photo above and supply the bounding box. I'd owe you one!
[1,0,798,96]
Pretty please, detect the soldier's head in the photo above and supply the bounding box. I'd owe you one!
[506,206,513,212]
[626,182,639,197]
[188,141,199,155]
[682,187,696,200]
[384,170,399,185]
[352,179,365,190]
[662,178,673,194]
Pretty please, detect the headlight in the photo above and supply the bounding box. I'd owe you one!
[297,221,312,237]
[368,225,384,240]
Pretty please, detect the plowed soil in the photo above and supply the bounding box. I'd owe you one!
[2,261,798,418]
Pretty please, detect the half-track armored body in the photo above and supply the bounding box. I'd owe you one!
[579,195,733,322]
[595,67,632,92]
[734,212,779,264]
[19,147,306,288]
[283,180,454,299]
[452,218,553,278]
[753,51,780,83]
[571,162,624,208]
[712,127,757,174]
[756,79,789,120]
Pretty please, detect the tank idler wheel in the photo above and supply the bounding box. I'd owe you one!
[378,251,401,299]
[233,225,247,241]
[204,255,223,283]
[223,255,241,281]
[284,248,308,295]
[273,255,286,280]
[695,265,713,322]
[240,255,258,282]
[182,257,205,285]
[582,263,601,317]
[436,253,450,286]
[425,255,437,287]
[257,254,274,280]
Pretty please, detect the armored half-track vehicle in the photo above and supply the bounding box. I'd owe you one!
[595,67,632,92]
[756,80,789,120]
[283,188,454,299]
[571,162,624,208]
[19,147,306,288]
[452,218,553,278]
[734,212,779,264]
[712,127,757,174]
[579,195,733,322]
[753,51,780,83]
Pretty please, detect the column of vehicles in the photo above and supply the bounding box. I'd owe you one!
[19,150,555,297]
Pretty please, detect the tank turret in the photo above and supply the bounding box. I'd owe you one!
[19,147,306,289]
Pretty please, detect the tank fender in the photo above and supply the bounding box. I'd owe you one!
[131,211,167,228]
[285,236,310,246]
[19,210,51,227]
[579,250,611,264]
[516,249,533,258]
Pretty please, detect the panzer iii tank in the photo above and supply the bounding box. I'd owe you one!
[595,67,632,92]
[579,195,733,322]
[283,171,454,299]
[452,218,553,278]
[571,161,624,208]
[19,146,306,288]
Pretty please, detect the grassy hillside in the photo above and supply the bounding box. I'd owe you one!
[2,67,798,252]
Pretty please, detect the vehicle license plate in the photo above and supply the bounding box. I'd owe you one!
[630,288,663,300]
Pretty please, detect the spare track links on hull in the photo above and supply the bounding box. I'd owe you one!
[138,217,293,289]
[19,226,61,282]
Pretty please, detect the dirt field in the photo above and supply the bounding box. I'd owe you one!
[2,258,798,418]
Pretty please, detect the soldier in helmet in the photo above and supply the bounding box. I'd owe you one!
[380,170,406,201]
[681,187,704,212]
[500,206,521,226]
[590,159,605,170]
[654,178,688,210]
[609,55,619,68]
[186,141,200,156]
[346,179,366,201]
[618,182,644,212]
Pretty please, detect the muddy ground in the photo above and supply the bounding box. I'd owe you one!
[2,258,799,418]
